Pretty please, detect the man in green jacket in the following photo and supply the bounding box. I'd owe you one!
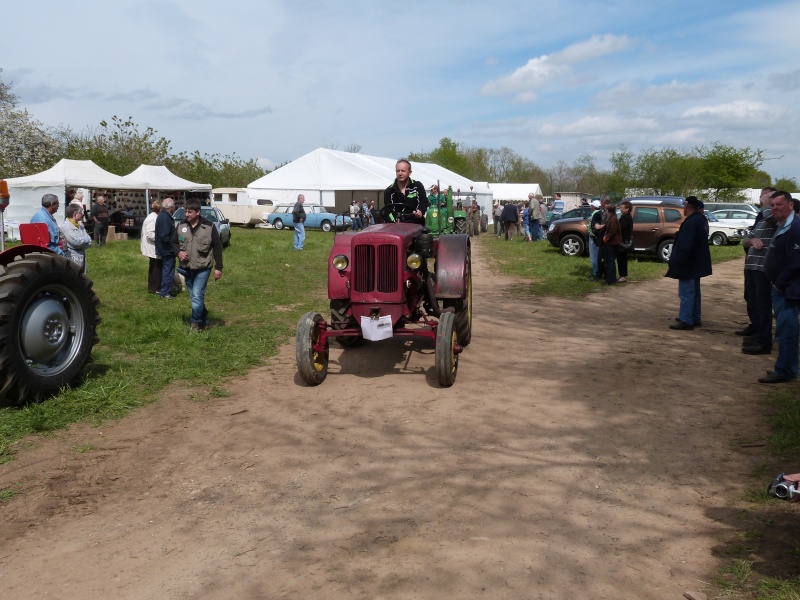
[173,199,223,331]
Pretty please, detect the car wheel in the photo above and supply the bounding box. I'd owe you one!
[657,239,673,263]
[296,312,328,385]
[321,220,332,233]
[710,232,727,246]
[560,234,585,257]
[223,233,231,248]
[274,219,284,230]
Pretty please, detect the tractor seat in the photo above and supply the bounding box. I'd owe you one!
[19,223,50,248]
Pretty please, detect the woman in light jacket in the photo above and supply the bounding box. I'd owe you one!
[140,199,162,294]
[59,203,92,273]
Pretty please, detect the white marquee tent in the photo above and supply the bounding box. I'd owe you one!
[480,182,543,202]
[247,148,493,216]
[3,159,147,229]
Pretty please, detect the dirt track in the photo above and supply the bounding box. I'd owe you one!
[0,241,778,599]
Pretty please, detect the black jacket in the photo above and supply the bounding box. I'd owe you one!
[155,210,176,258]
[384,179,428,223]
[665,212,712,280]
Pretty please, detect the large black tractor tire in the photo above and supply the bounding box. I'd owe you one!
[0,252,100,405]
[296,312,328,386]
[330,300,364,347]
[480,214,489,233]
[435,312,458,387]
[443,249,472,346]
[454,218,468,235]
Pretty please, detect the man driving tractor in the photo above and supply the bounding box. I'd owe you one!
[384,159,429,225]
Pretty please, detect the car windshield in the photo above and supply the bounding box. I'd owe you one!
[201,208,218,222]
[705,213,719,222]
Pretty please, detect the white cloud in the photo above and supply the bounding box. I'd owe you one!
[481,34,633,101]
[682,100,781,122]
[596,80,714,109]
[538,115,659,138]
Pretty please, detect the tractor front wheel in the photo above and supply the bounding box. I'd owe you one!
[454,218,467,235]
[435,312,458,387]
[296,312,328,385]
[443,248,472,346]
[330,299,363,347]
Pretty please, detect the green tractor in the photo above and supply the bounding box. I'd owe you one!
[425,186,472,236]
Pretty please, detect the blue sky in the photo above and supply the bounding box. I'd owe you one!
[3,0,799,181]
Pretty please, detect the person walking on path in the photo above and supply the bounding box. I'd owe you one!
[500,201,519,241]
[665,196,712,330]
[292,194,306,250]
[173,199,223,331]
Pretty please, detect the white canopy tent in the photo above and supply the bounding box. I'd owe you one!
[3,159,147,233]
[247,148,493,216]
[481,183,543,202]
[123,165,211,193]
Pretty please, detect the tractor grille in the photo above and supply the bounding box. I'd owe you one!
[353,244,398,293]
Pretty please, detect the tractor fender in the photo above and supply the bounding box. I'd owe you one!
[434,234,469,300]
[0,245,55,267]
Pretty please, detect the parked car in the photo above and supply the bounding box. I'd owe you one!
[548,205,594,225]
[172,206,232,248]
[707,209,756,229]
[703,202,759,216]
[546,196,685,262]
[267,204,351,232]
[705,212,745,246]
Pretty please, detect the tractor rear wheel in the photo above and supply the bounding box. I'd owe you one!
[0,252,100,405]
[296,312,328,385]
[435,312,458,387]
[330,299,364,347]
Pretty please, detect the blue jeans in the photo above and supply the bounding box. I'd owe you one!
[160,255,175,297]
[678,278,702,325]
[294,222,305,250]
[531,221,543,241]
[185,268,212,326]
[744,270,773,348]
[771,291,799,379]
[589,237,599,276]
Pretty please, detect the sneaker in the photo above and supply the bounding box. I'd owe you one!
[160,294,175,300]
[758,372,793,384]
[189,323,202,331]
[742,345,771,355]
[669,321,694,330]
[617,277,627,282]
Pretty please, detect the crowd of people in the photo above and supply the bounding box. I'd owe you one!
[664,187,800,385]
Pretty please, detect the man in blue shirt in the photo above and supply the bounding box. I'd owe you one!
[30,193,65,256]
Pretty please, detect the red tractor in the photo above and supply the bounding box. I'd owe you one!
[296,203,472,387]
[0,181,100,405]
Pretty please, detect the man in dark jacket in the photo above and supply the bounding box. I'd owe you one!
[384,159,428,225]
[500,201,519,241]
[155,198,178,299]
[759,191,800,383]
[665,196,712,330]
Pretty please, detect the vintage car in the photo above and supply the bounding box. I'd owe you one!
[267,204,351,232]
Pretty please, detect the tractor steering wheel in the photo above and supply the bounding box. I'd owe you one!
[380,202,416,223]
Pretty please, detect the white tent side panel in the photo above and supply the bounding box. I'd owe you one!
[3,186,63,239]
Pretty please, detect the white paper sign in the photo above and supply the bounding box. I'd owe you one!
[360,315,393,341]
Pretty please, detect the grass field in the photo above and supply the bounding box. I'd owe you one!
[2,226,799,596]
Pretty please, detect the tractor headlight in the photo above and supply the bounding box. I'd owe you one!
[406,253,422,270]
[332,254,349,271]
[448,216,454,224]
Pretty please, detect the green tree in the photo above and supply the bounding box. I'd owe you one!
[607,145,634,199]
[410,137,474,179]
[774,177,798,191]
[632,147,701,196]
[695,142,765,201]
[167,151,267,189]
[65,116,172,175]
[0,70,65,177]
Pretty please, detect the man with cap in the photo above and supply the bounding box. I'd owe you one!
[665,196,712,330]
